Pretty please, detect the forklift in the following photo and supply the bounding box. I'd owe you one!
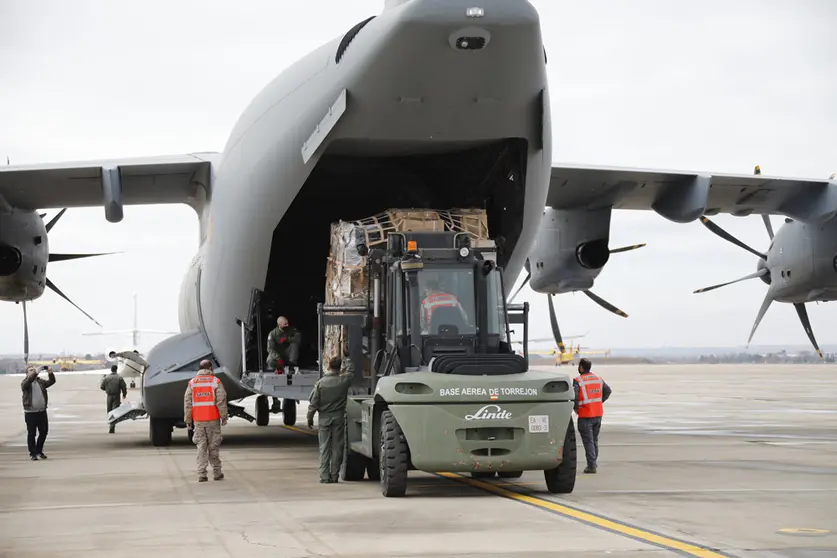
[317,229,577,497]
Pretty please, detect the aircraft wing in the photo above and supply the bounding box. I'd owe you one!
[0,152,220,222]
[547,163,837,223]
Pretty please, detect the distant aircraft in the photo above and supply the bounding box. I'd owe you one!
[2,1,836,446]
[28,356,104,371]
[81,293,176,387]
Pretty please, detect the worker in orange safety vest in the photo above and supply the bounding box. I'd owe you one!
[420,281,470,334]
[573,358,612,474]
[184,360,229,482]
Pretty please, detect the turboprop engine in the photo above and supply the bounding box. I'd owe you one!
[509,207,646,353]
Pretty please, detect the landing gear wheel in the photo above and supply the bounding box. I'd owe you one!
[282,399,297,426]
[255,395,269,426]
[341,451,367,481]
[129,380,136,389]
[470,471,496,479]
[379,410,408,497]
[149,417,173,447]
[497,471,523,479]
[544,418,577,494]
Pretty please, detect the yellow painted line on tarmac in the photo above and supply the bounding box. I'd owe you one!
[283,425,314,436]
[438,473,733,558]
[286,426,732,557]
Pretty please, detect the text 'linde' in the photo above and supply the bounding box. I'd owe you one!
[464,405,512,420]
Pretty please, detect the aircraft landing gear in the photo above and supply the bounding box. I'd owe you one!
[129,380,136,389]
[149,417,173,447]
[282,399,297,426]
[256,395,270,426]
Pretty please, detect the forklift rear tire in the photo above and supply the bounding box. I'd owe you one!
[282,399,297,426]
[497,471,523,479]
[544,418,577,494]
[341,450,367,481]
[470,471,496,479]
[256,395,269,426]
[149,417,173,447]
[379,410,408,497]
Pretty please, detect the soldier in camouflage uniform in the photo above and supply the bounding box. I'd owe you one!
[307,347,355,483]
[266,316,302,411]
[100,365,127,433]
[184,360,229,482]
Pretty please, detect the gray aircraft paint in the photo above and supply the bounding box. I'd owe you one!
[200,1,549,398]
[2,0,837,425]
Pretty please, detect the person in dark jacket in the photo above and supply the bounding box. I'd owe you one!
[21,366,56,461]
[100,365,128,433]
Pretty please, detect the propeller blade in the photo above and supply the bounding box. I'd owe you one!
[546,294,565,353]
[44,208,67,233]
[23,300,29,365]
[762,215,774,241]
[49,252,118,263]
[793,302,824,360]
[747,293,774,346]
[508,272,530,304]
[46,277,102,327]
[582,290,628,318]
[610,243,646,254]
[699,216,766,260]
[693,268,768,294]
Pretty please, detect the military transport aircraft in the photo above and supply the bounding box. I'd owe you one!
[2,0,836,446]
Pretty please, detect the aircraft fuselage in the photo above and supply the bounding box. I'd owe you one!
[144,0,552,418]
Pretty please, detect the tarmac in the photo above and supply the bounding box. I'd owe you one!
[0,363,835,558]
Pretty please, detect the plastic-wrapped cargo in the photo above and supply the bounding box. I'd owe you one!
[323,208,490,375]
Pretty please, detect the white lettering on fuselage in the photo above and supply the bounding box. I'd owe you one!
[465,405,512,420]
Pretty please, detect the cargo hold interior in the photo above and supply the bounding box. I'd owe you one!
[261,138,529,369]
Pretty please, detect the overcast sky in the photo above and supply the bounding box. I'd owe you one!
[1,0,836,356]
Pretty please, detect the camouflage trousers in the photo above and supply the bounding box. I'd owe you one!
[317,413,346,482]
[193,420,223,477]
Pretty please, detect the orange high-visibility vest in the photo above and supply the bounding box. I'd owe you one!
[422,293,460,326]
[189,374,221,422]
[575,373,604,418]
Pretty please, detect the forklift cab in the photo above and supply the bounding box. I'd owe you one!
[317,230,530,396]
[381,232,515,372]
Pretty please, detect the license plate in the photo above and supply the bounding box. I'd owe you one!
[528,415,549,433]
